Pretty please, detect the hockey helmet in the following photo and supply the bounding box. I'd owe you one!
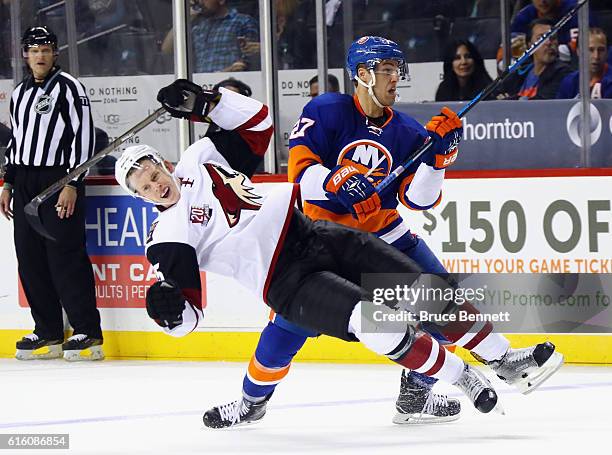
[22,26,58,57]
[346,36,407,80]
[115,144,167,198]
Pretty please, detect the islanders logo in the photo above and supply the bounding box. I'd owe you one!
[337,140,393,185]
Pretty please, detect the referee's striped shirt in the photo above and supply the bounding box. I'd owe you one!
[6,65,94,184]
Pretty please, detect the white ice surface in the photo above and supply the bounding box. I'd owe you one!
[0,359,610,455]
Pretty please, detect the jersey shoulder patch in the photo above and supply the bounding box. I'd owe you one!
[145,209,191,251]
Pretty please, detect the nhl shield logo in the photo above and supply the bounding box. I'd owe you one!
[34,94,54,114]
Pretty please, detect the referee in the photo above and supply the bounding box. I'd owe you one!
[0,26,104,361]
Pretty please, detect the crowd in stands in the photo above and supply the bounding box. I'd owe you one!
[0,0,610,102]
[434,1,612,100]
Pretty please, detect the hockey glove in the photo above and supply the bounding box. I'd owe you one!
[422,107,463,170]
[324,165,381,223]
[146,280,185,330]
[156,79,221,123]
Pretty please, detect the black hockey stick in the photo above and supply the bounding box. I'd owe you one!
[25,107,166,241]
[375,0,588,194]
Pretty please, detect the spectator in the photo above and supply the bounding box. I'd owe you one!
[226,0,314,70]
[203,78,263,171]
[205,78,253,135]
[435,39,493,101]
[0,26,103,361]
[212,77,252,96]
[308,74,340,98]
[558,28,612,98]
[494,19,572,99]
[511,1,595,47]
[161,0,258,73]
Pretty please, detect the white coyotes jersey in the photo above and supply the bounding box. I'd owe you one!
[145,138,298,301]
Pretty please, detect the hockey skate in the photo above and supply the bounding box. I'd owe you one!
[203,395,270,429]
[454,364,502,414]
[488,342,564,394]
[393,370,461,424]
[62,334,104,361]
[15,334,63,360]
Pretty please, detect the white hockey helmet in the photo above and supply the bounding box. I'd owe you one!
[115,144,166,198]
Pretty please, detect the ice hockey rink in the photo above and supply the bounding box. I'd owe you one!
[0,359,610,455]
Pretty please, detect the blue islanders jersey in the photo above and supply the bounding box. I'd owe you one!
[288,92,446,245]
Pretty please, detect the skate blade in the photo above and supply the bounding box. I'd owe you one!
[15,345,62,360]
[63,346,105,362]
[392,412,460,425]
[518,351,564,395]
[204,418,264,430]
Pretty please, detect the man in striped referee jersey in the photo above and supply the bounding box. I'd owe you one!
[0,26,103,361]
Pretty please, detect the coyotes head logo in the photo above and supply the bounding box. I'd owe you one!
[204,163,262,228]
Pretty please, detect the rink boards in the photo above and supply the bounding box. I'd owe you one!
[0,170,611,363]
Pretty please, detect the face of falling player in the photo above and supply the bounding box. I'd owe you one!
[360,59,401,107]
[128,159,181,206]
[25,44,56,81]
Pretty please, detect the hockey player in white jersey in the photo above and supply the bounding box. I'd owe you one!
[115,79,564,428]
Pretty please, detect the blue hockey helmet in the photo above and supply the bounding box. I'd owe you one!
[346,36,407,80]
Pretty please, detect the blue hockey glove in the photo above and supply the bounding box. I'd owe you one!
[323,165,381,223]
[422,107,462,169]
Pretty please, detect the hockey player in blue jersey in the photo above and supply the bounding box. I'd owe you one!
[203,36,472,428]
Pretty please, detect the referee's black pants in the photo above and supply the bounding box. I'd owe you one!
[12,166,102,341]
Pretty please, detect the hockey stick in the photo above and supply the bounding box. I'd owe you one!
[375,0,588,194]
[24,107,166,241]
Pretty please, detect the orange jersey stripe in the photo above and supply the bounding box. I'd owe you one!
[303,201,400,232]
[288,145,323,183]
[403,191,443,211]
[247,355,291,384]
[397,173,415,208]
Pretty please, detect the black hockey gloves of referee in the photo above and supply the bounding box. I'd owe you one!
[146,280,186,330]
[157,79,221,123]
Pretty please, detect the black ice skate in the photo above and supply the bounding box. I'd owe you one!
[454,364,502,414]
[393,370,461,424]
[15,334,63,360]
[62,334,104,361]
[203,395,270,429]
[488,342,564,394]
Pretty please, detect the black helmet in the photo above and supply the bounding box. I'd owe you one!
[22,26,58,56]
